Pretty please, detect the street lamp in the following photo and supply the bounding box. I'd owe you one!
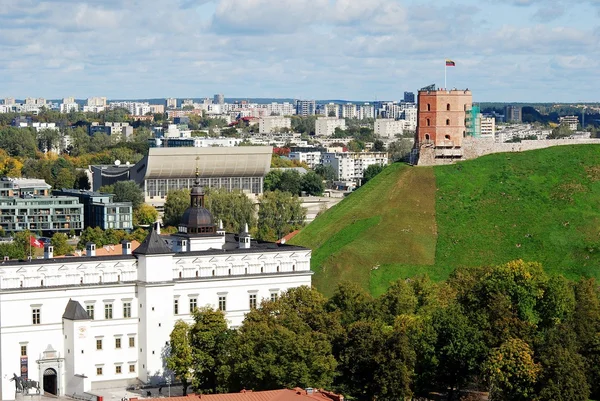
[166,377,171,397]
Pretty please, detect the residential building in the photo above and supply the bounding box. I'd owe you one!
[322,103,339,118]
[259,116,291,134]
[182,99,194,107]
[4,97,16,105]
[60,100,79,114]
[404,91,416,103]
[321,152,388,182]
[358,103,375,120]
[0,184,312,400]
[504,105,522,123]
[295,100,316,116]
[150,137,243,148]
[264,102,295,116]
[315,117,346,137]
[149,104,165,114]
[0,178,51,197]
[341,103,358,119]
[91,146,272,208]
[214,93,225,105]
[374,119,404,138]
[559,115,579,130]
[0,195,83,233]
[108,102,150,116]
[86,97,107,107]
[480,116,496,138]
[416,86,472,160]
[25,97,46,106]
[52,189,133,231]
[166,98,178,109]
[402,107,418,131]
[89,122,133,139]
[288,151,322,169]
[83,105,105,113]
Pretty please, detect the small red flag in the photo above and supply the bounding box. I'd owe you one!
[30,236,43,248]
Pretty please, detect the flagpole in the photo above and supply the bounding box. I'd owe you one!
[444,63,447,89]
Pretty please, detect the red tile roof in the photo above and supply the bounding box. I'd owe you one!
[130,388,343,401]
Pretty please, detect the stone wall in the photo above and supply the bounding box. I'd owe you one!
[417,137,600,166]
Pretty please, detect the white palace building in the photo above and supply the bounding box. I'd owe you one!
[0,181,312,400]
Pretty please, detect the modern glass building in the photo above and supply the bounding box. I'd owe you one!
[53,190,133,231]
[0,196,83,233]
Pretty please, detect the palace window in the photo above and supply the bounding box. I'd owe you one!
[270,293,278,302]
[32,308,41,325]
[189,298,197,313]
[129,337,135,348]
[20,345,27,356]
[86,305,95,320]
[115,365,122,374]
[123,302,131,318]
[218,296,227,312]
[96,367,103,376]
[249,294,257,309]
[96,339,103,350]
[174,299,179,315]
[115,338,121,349]
[129,364,136,373]
[105,303,113,319]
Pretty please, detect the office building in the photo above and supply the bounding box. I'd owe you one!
[315,117,346,137]
[504,105,522,123]
[52,190,134,231]
[0,184,311,400]
[259,116,291,134]
[214,94,225,105]
[404,92,415,103]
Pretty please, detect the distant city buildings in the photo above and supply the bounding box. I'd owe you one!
[295,99,316,116]
[404,91,415,103]
[504,105,522,123]
[559,115,579,130]
[321,152,388,182]
[480,116,496,138]
[166,98,178,109]
[315,117,346,137]
[214,93,225,105]
[89,122,133,139]
[60,97,79,113]
[374,119,405,138]
[259,116,291,134]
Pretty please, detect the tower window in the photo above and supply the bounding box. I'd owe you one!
[446,119,450,126]
[445,135,451,140]
[427,103,431,111]
[446,103,451,111]
[426,118,430,126]
[425,134,430,141]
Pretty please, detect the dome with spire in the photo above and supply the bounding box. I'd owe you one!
[178,171,216,235]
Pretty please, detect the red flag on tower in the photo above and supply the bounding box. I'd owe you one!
[30,236,43,248]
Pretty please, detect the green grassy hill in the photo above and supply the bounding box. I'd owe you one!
[289,145,600,296]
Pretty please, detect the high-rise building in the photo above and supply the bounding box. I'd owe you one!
[480,116,496,138]
[259,116,292,134]
[166,98,178,109]
[404,92,415,103]
[315,117,345,137]
[416,86,472,160]
[214,94,225,105]
[87,97,107,107]
[504,105,522,123]
[295,100,316,116]
[3,97,15,105]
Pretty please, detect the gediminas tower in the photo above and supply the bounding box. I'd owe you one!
[416,85,473,163]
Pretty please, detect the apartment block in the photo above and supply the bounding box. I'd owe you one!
[288,151,322,169]
[53,190,133,231]
[374,119,404,138]
[480,116,496,138]
[0,196,83,233]
[259,116,291,134]
[315,117,346,137]
[321,152,388,182]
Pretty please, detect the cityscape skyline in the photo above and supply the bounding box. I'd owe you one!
[1,0,598,102]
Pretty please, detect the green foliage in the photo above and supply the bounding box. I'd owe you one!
[167,320,193,395]
[314,164,336,182]
[361,164,385,185]
[133,204,158,226]
[189,307,232,394]
[0,127,37,157]
[163,189,190,227]
[51,232,74,256]
[205,188,257,233]
[112,181,144,210]
[548,123,573,139]
[257,191,306,241]
[76,227,138,249]
[301,171,325,196]
[484,338,541,401]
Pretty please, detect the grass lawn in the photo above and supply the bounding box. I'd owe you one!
[293,145,600,296]
[290,163,438,297]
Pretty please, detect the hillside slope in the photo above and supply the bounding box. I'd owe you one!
[291,145,600,296]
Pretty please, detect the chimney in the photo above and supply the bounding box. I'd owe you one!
[86,242,96,257]
[121,240,131,255]
[239,223,251,249]
[155,221,161,235]
[217,219,225,236]
[44,244,54,259]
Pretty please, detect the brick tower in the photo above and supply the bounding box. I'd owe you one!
[416,86,472,162]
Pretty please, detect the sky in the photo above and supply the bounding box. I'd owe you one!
[0,0,599,102]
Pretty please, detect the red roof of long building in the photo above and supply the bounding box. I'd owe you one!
[130,388,343,401]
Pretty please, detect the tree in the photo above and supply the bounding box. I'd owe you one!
[484,338,541,401]
[205,188,257,233]
[548,123,572,139]
[263,170,283,192]
[134,204,159,226]
[37,128,61,153]
[257,191,306,241]
[163,189,190,227]
[301,171,324,196]
[347,139,364,152]
[189,307,232,394]
[77,226,106,249]
[167,320,193,396]
[314,164,336,182]
[0,127,37,157]
[54,167,76,189]
[387,139,413,162]
[112,181,144,210]
[362,164,385,185]
[74,171,91,190]
[372,139,385,152]
[377,279,418,323]
[51,232,74,256]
